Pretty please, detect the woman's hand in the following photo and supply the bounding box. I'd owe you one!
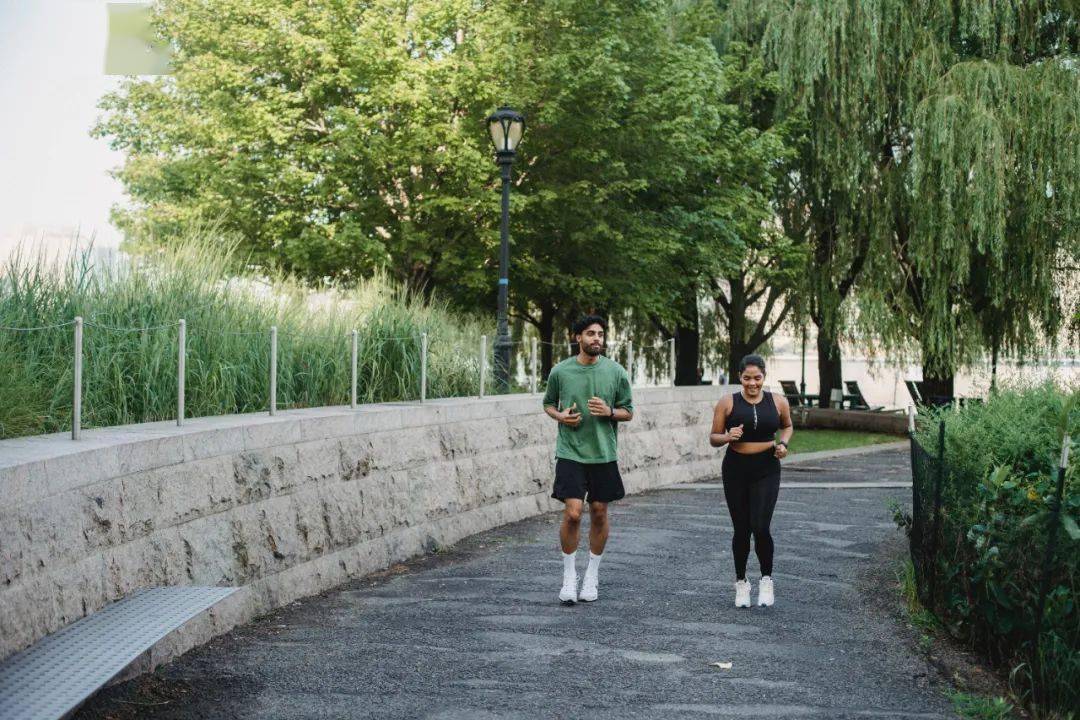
[727,424,744,442]
[774,442,788,459]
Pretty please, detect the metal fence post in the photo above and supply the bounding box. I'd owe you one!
[72,316,83,440]
[928,418,946,611]
[530,337,538,394]
[420,332,428,403]
[627,340,634,387]
[479,335,487,398]
[269,325,278,416]
[908,414,923,598]
[177,319,186,426]
[1032,434,1071,703]
[669,338,676,387]
[350,330,358,410]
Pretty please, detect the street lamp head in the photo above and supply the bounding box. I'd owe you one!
[487,106,525,158]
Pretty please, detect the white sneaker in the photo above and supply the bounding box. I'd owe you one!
[758,576,775,607]
[734,579,752,608]
[579,572,598,602]
[559,572,578,604]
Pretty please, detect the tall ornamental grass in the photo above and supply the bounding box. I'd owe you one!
[911,384,1078,718]
[0,238,490,439]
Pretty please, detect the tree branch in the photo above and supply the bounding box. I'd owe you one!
[754,299,794,347]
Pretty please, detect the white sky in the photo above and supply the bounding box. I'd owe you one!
[0,0,126,259]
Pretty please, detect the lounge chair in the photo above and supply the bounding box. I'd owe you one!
[844,381,884,411]
[780,380,818,408]
[904,380,923,406]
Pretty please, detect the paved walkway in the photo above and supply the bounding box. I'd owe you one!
[77,447,956,719]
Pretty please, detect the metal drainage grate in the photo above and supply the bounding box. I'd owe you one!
[0,586,237,720]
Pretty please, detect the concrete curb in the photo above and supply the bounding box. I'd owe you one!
[663,441,911,491]
[669,481,912,490]
[781,441,908,465]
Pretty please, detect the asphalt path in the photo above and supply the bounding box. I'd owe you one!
[77,446,956,719]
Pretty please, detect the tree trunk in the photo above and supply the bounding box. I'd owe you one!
[674,291,700,385]
[990,333,1000,393]
[539,302,555,381]
[816,327,843,408]
[726,276,748,380]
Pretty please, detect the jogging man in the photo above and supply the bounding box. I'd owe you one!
[543,315,634,604]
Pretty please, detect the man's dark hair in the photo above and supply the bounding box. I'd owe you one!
[739,354,766,373]
[572,314,607,335]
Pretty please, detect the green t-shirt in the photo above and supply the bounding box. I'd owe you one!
[542,355,634,464]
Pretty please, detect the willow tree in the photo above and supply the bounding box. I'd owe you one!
[726,0,1079,401]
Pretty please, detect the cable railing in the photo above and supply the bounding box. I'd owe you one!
[0,317,683,442]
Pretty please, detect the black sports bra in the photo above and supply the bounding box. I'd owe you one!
[728,391,781,442]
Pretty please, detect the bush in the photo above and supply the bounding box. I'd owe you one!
[0,236,493,439]
[908,384,1078,717]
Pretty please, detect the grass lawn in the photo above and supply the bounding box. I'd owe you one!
[787,429,903,455]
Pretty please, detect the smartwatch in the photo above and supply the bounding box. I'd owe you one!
[776,440,788,449]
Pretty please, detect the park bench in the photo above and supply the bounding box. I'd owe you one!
[0,586,237,720]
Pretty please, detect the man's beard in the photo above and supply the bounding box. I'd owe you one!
[583,343,603,356]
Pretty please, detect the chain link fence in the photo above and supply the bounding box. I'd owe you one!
[906,417,1075,714]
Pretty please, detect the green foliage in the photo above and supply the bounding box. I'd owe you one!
[0,234,489,439]
[910,384,1079,716]
[725,0,1080,383]
[94,0,789,380]
[947,691,1016,720]
[785,429,898,454]
[95,0,502,289]
[894,558,939,632]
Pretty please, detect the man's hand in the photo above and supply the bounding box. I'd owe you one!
[587,396,612,418]
[559,403,582,427]
[727,424,744,442]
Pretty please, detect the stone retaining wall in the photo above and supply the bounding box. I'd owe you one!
[0,385,734,669]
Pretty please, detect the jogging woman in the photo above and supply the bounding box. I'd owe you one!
[709,354,793,608]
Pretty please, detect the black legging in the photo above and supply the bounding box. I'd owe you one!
[721,448,781,580]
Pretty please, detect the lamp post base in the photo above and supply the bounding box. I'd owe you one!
[494,336,512,394]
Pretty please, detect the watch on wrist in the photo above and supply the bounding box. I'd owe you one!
[776,440,788,448]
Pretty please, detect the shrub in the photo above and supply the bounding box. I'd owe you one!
[908,384,1078,717]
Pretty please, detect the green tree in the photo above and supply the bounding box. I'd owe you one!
[488,0,753,377]
[726,0,1080,401]
[705,40,802,381]
[95,0,502,290]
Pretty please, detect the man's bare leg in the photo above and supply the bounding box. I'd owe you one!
[580,501,608,602]
[588,501,609,554]
[559,499,583,604]
[560,499,583,553]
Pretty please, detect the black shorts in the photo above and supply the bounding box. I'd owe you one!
[552,458,625,504]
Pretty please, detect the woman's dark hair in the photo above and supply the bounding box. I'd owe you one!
[572,314,607,335]
[739,354,766,374]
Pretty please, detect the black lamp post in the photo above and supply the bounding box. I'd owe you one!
[486,106,525,393]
